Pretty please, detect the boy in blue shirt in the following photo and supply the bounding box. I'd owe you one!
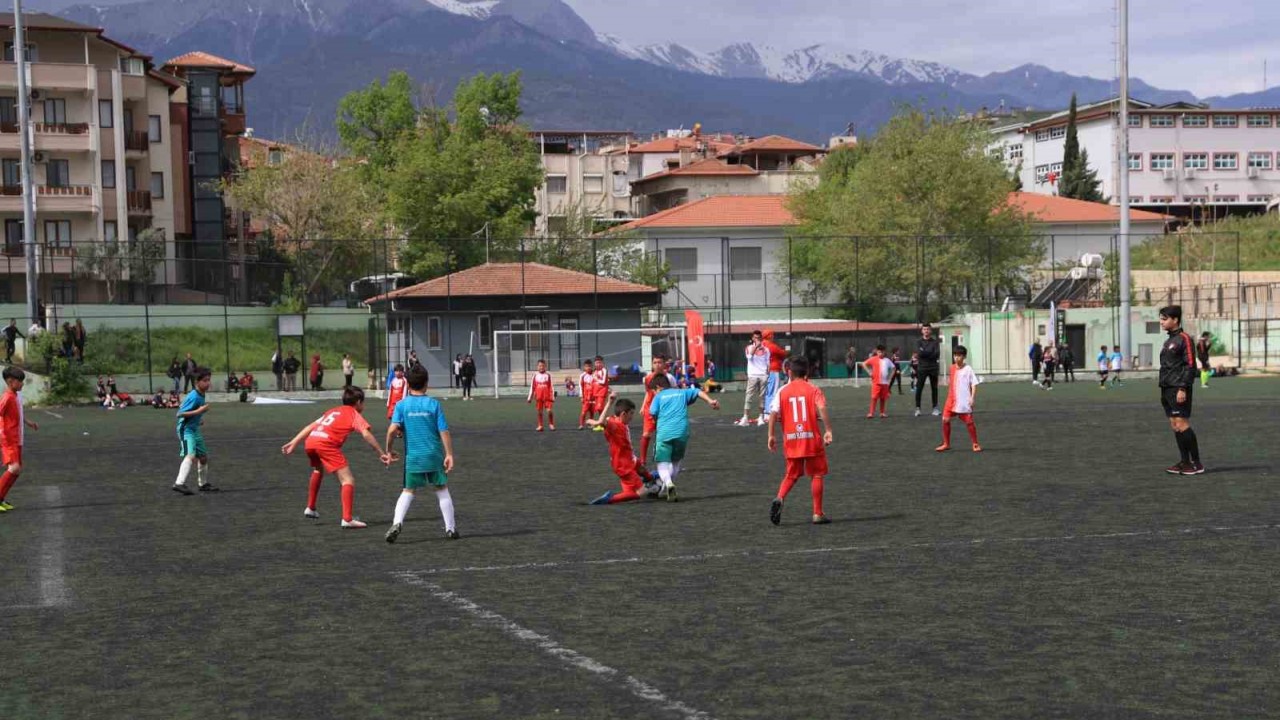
[1096,345,1110,389]
[1109,345,1124,387]
[384,366,456,543]
[646,374,719,502]
[172,367,216,495]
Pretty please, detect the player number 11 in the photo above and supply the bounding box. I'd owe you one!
[788,396,808,423]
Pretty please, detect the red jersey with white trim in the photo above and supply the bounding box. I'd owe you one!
[0,389,24,448]
[603,415,638,475]
[866,356,894,386]
[763,340,786,373]
[304,405,370,450]
[640,371,659,413]
[775,379,826,459]
[579,371,596,400]
[593,368,610,399]
[387,377,407,409]
[531,371,553,401]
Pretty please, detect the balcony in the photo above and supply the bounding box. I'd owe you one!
[127,190,152,216]
[0,62,93,91]
[125,130,149,155]
[0,185,94,214]
[0,122,94,152]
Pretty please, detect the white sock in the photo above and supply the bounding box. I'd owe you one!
[436,487,455,532]
[196,463,208,487]
[175,456,194,486]
[393,491,414,525]
[671,461,682,481]
[657,462,674,486]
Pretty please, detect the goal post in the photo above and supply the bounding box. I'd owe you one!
[492,326,687,398]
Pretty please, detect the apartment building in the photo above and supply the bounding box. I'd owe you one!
[0,12,180,304]
[990,97,1280,217]
[532,130,633,236]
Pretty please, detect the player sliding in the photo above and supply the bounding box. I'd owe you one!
[1158,305,1205,475]
[384,366,457,543]
[647,374,719,501]
[935,345,982,452]
[527,359,555,431]
[587,393,659,505]
[766,356,832,525]
[281,387,390,528]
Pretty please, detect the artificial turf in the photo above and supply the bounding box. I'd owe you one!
[2,376,1278,719]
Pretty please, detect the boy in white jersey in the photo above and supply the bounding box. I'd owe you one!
[936,345,982,452]
[1109,345,1124,387]
[527,359,555,431]
[577,359,596,429]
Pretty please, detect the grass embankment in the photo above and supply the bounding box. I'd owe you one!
[1133,214,1280,271]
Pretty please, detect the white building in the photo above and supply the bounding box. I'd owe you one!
[989,98,1280,216]
[531,130,634,236]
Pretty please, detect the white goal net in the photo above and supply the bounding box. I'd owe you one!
[492,327,687,397]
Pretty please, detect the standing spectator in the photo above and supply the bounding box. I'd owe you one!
[914,325,941,417]
[309,354,325,391]
[60,322,75,359]
[271,350,284,391]
[407,349,422,372]
[283,351,301,391]
[1060,345,1075,382]
[889,347,904,395]
[1041,345,1057,390]
[452,354,463,389]
[182,352,198,393]
[27,319,44,338]
[1196,332,1213,387]
[1029,340,1043,385]
[460,354,476,400]
[845,344,857,379]
[3,319,23,364]
[736,330,770,426]
[166,357,182,392]
[342,353,354,388]
[73,319,86,363]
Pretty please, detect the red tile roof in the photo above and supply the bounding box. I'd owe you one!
[372,263,659,302]
[631,158,759,185]
[1005,192,1170,224]
[163,51,256,75]
[720,135,824,156]
[630,136,737,154]
[610,196,797,232]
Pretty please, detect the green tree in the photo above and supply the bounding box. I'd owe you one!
[787,108,1041,320]
[524,199,674,291]
[1060,148,1106,202]
[74,227,167,303]
[336,71,418,176]
[1060,93,1080,196]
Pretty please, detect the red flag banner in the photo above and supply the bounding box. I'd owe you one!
[685,310,706,378]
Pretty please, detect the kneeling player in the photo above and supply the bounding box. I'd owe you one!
[282,387,389,528]
[587,394,657,504]
[936,345,981,452]
[767,356,833,525]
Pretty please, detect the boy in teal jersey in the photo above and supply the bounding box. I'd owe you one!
[646,374,719,502]
[172,368,216,495]
[384,366,456,543]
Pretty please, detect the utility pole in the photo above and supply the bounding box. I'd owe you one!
[1117,0,1132,366]
[14,0,38,328]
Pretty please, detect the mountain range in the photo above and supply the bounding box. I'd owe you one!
[35,0,1280,143]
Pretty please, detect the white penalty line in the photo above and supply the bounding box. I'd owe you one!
[42,410,63,419]
[396,575,716,720]
[396,523,1280,578]
[10,486,71,610]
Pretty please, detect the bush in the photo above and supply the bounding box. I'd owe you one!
[27,332,92,405]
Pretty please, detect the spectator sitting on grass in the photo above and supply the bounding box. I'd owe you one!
[167,390,181,409]
[151,391,166,408]
[95,376,108,403]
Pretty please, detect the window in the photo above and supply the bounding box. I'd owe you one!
[1128,114,1142,128]
[477,315,492,349]
[1247,194,1273,203]
[729,246,762,281]
[119,57,145,76]
[3,42,36,62]
[557,316,578,368]
[664,247,697,282]
[4,220,21,255]
[988,146,1004,158]
[1212,114,1238,128]
[1247,114,1273,128]
[150,172,164,198]
[545,175,567,194]
[1128,153,1142,171]
[0,97,15,126]
[1247,152,1272,169]
[1150,153,1175,170]
[1212,152,1238,170]
[1049,126,1066,139]
[122,109,133,135]
[1034,129,1049,142]
[1182,114,1207,128]
[99,100,113,128]
[1213,195,1239,203]
[125,166,136,191]
[52,281,77,305]
[104,221,117,244]
[268,149,284,166]
[1150,114,1174,127]
[43,98,66,125]
[148,115,162,143]
[426,316,442,350]
[44,219,71,247]
[583,175,604,194]
[612,171,628,197]
[46,159,70,187]
[2,158,20,187]
[101,160,115,188]
[545,216,567,234]
[1185,195,1207,203]
[1008,143,1023,160]
[1130,196,1144,203]
[1183,153,1208,170]
[1149,196,1175,204]
[1145,321,1160,334]
[1034,162,1063,183]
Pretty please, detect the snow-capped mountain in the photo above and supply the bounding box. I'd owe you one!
[422,0,499,19]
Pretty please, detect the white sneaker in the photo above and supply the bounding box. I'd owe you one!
[303,507,320,519]
[341,518,367,529]
[756,415,768,426]
[734,416,751,427]
[931,408,941,416]
[914,408,921,417]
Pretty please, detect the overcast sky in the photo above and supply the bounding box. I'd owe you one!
[567,0,1277,96]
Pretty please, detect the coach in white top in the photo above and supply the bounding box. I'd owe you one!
[737,330,770,426]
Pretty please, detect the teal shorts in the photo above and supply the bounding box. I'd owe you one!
[653,437,688,464]
[404,470,447,489]
[178,428,207,458]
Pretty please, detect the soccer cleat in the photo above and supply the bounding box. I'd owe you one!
[172,484,194,496]
[931,408,941,416]
[914,408,921,417]
[548,424,556,431]
[446,529,461,540]
[812,514,831,525]
[769,498,783,526]
[865,413,874,419]
[880,413,887,418]
[385,523,402,543]
[665,484,678,502]
[1165,462,1189,475]
[577,425,585,430]
[590,491,615,505]
[341,518,367,529]
[972,443,983,453]
[734,416,751,427]
[0,501,10,513]
[304,508,320,519]
[198,484,220,493]
[536,425,544,432]
[1182,462,1206,476]
[592,425,604,433]
[935,443,950,452]
[756,415,769,426]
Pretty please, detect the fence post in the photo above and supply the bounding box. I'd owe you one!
[144,300,153,395]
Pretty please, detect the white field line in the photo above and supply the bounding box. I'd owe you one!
[42,410,63,419]
[397,575,716,720]
[396,523,1280,578]
[10,486,71,610]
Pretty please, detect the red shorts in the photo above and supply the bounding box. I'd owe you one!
[535,396,554,411]
[942,410,972,422]
[386,405,395,420]
[305,444,349,474]
[784,454,828,481]
[2,444,21,466]
[872,384,891,400]
[642,412,657,436]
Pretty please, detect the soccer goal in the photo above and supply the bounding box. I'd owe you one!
[491,326,687,398]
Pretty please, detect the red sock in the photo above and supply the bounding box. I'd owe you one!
[942,421,952,446]
[868,395,876,415]
[0,470,14,500]
[811,476,824,516]
[307,470,322,510]
[579,405,588,425]
[341,484,354,522]
[547,411,554,425]
[777,474,798,500]
[639,435,651,464]
[964,417,979,444]
[879,395,887,414]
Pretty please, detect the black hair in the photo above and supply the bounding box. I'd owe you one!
[394,363,405,372]
[343,387,365,406]
[537,358,547,365]
[3,366,25,382]
[1201,332,1211,338]
[788,355,809,378]
[613,397,636,414]
[1159,304,1182,322]
[651,373,671,389]
[875,344,886,352]
[406,365,429,390]
[953,345,968,357]
[194,367,212,381]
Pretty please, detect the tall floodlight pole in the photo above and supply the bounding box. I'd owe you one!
[14,1,38,328]
[1118,0,1132,362]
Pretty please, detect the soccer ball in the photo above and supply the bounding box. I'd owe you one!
[643,479,662,498]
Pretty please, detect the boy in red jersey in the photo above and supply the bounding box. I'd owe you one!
[527,358,556,431]
[638,355,667,464]
[577,359,596,429]
[586,394,657,504]
[760,329,787,424]
[936,345,982,453]
[0,367,38,513]
[766,356,832,525]
[386,364,407,420]
[863,345,894,418]
[590,356,609,433]
[282,387,390,528]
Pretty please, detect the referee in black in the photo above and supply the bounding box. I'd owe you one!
[914,324,941,417]
[1158,305,1204,475]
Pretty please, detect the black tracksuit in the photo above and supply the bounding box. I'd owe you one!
[915,337,940,410]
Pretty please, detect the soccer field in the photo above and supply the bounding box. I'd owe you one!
[3,377,1278,719]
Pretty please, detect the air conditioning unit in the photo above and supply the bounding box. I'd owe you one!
[1162,169,1176,181]
[31,151,44,163]
[1247,166,1260,178]
[1185,168,1197,180]
[29,89,40,101]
